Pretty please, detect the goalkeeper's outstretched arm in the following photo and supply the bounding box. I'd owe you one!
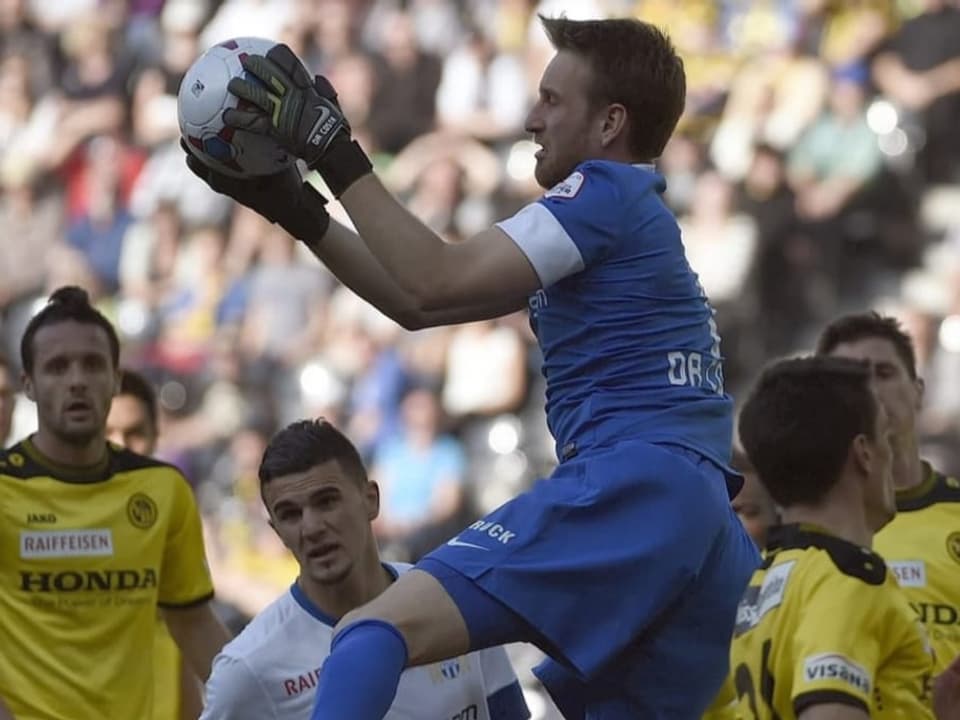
[312,218,528,329]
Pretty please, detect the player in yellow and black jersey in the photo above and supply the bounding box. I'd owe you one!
[0,287,231,720]
[818,311,960,674]
[106,368,205,720]
[733,356,935,719]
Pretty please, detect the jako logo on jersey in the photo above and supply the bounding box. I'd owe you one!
[20,529,113,559]
[19,568,157,592]
[803,653,871,694]
[544,171,584,199]
[466,520,517,544]
[25,513,57,524]
[890,560,927,588]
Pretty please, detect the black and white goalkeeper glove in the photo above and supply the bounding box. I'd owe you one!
[181,139,330,245]
[223,43,372,197]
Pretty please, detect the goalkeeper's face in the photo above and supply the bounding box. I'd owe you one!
[264,458,381,588]
[526,50,608,189]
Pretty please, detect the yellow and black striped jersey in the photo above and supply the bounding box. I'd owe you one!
[0,438,213,720]
[729,524,934,719]
[875,463,960,675]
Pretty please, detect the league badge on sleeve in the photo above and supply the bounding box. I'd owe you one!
[544,171,585,199]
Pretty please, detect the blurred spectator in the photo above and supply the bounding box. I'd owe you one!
[158,331,257,475]
[659,132,706,215]
[802,0,899,69]
[0,353,15,445]
[442,318,528,421]
[788,66,883,213]
[872,0,960,184]
[787,63,884,285]
[384,131,501,241]
[302,0,362,73]
[372,385,467,561]
[680,170,758,389]
[201,0,290,49]
[366,8,442,153]
[0,165,62,365]
[65,134,138,295]
[151,222,241,374]
[118,200,182,311]
[339,316,410,461]
[53,15,128,171]
[239,229,330,368]
[435,26,529,143]
[0,51,60,184]
[129,0,205,149]
[708,37,829,180]
[0,0,57,96]
[326,51,378,150]
[681,170,758,304]
[736,143,814,355]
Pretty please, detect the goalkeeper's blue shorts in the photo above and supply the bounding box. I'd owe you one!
[419,440,760,718]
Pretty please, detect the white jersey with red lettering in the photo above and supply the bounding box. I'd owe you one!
[200,564,529,720]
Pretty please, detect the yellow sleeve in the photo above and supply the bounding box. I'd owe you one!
[158,473,214,606]
[790,571,885,714]
[702,674,739,720]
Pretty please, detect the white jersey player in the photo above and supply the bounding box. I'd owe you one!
[201,567,526,719]
[200,419,529,720]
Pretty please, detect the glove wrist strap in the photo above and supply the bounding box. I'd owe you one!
[279,182,330,245]
[310,140,372,197]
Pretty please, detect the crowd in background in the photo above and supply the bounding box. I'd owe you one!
[2,0,960,654]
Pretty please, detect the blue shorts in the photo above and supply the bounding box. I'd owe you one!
[418,440,759,718]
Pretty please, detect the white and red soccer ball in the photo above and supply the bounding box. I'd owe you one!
[178,37,295,178]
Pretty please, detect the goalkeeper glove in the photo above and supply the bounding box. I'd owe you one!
[181,139,330,245]
[223,43,372,197]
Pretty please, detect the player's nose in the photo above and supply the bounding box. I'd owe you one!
[300,508,329,537]
[524,106,544,134]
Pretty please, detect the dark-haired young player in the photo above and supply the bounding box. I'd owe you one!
[818,312,960,676]
[733,355,950,719]
[0,287,230,719]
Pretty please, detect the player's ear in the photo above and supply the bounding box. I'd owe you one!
[364,480,380,521]
[600,102,628,149]
[914,375,925,411]
[851,432,873,476]
[21,371,34,403]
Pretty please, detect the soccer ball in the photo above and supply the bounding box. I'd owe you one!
[178,37,295,178]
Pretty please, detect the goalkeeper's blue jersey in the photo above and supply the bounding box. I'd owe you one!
[497,160,734,469]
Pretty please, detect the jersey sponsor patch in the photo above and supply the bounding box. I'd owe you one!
[19,529,114,558]
[889,560,927,587]
[803,653,872,694]
[736,560,795,633]
[544,171,584,199]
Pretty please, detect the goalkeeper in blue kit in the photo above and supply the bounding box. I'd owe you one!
[185,16,759,719]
